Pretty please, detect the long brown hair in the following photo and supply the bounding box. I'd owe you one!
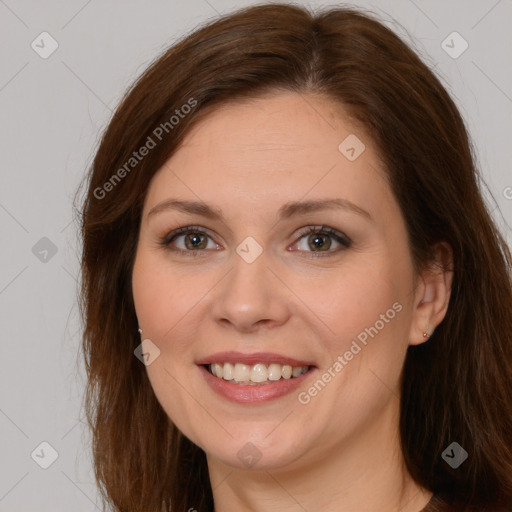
[78,4,512,511]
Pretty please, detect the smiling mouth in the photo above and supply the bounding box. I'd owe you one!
[204,362,313,385]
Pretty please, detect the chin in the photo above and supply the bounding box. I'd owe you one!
[203,431,308,472]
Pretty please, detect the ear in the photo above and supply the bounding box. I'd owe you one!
[408,242,454,346]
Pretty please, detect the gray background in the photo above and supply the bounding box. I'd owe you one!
[0,0,510,510]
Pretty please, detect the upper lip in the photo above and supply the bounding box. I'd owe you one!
[196,351,316,368]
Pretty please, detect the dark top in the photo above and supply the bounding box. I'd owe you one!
[212,494,512,512]
[210,493,512,511]
[420,493,512,511]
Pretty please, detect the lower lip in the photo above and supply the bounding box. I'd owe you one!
[198,365,316,404]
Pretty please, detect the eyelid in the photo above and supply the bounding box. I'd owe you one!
[160,225,220,257]
[289,225,352,257]
[161,225,217,246]
[160,224,352,257]
[293,225,352,246]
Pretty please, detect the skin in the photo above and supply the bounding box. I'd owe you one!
[131,91,453,512]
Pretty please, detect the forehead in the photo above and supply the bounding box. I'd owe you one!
[144,91,391,218]
[176,91,366,157]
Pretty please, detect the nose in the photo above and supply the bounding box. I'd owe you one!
[211,250,291,333]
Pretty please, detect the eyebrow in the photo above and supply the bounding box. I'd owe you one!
[147,198,372,221]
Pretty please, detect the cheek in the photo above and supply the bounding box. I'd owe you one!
[304,258,402,343]
[296,263,409,427]
[132,250,207,343]
[132,251,207,440]
[132,252,169,340]
[297,252,411,401]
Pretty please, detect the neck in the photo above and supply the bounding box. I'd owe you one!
[207,399,433,512]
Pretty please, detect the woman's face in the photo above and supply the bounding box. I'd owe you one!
[132,91,428,472]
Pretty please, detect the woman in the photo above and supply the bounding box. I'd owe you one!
[79,4,512,511]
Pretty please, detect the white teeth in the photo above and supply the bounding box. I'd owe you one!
[208,362,309,384]
[250,363,268,383]
[233,363,250,382]
[282,365,292,379]
[222,362,234,380]
[292,365,304,377]
[267,363,282,381]
[212,363,223,378]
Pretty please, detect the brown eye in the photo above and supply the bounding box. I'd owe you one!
[292,226,352,257]
[183,232,208,250]
[162,226,219,255]
[307,233,332,251]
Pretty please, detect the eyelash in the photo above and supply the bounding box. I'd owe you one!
[160,225,352,258]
